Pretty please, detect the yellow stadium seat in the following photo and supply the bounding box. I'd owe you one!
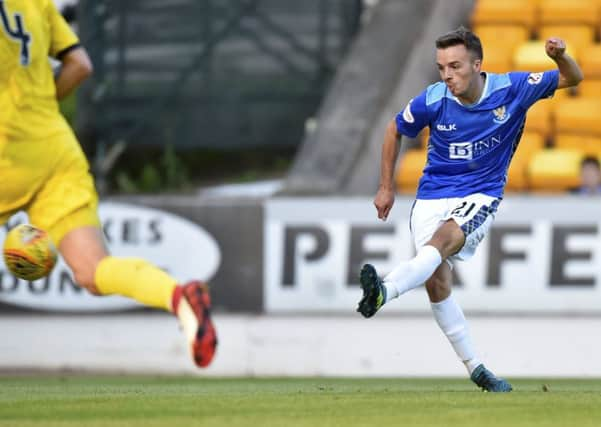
[577,79,601,98]
[471,0,537,29]
[396,148,427,194]
[538,25,595,52]
[482,45,514,74]
[524,99,553,138]
[528,149,585,191]
[554,98,601,137]
[513,41,577,72]
[519,131,547,156]
[506,133,546,191]
[506,156,529,191]
[482,53,512,74]
[553,87,572,100]
[579,45,601,78]
[545,87,572,111]
[417,127,430,149]
[474,25,530,74]
[538,0,599,26]
[473,25,531,47]
[554,134,601,156]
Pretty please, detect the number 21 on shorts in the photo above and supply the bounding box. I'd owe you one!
[450,201,476,218]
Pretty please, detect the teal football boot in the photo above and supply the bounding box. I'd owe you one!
[471,364,513,392]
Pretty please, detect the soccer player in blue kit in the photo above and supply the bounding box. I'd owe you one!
[357,27,583,392]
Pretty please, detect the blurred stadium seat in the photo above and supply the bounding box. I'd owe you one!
[523,0,545,7]
[545,86,571,113]
[396,148,427,194]
[418,127,430,149]
[520,132,547,158]
[482,46,514,73]
[579,45,601,78]
[474,25,530,47]
[506,132,546,191]
[528,149,585,191]
[471,0,537,29]
[555,134,601,156]
[505,157,529,191]
[476,25,530,73]
[514,41,577,71]
[525,100,554,139]
[538,0,599,27]
[538,25,595,52]
[577,79,601,98]
[554,98,601,137]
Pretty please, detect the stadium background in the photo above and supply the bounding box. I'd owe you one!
[1,0,601,378]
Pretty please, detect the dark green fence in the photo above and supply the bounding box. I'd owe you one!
[77,0,362,154]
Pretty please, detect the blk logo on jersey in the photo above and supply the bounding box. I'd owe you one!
[436,123,457,131]
[492,105,510,124]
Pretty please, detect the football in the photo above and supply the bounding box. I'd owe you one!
[2,224,58,281]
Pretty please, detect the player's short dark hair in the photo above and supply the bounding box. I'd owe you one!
[581,155,601,170]
[435,26,483,61]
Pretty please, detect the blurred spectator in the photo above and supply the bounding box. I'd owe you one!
[574,156,601,195]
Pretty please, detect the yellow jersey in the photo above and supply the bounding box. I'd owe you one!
[0,0,79,141]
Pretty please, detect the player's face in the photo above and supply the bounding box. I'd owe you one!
[436,45,481,98]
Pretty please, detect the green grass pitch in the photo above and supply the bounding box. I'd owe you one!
[1,376,601,426]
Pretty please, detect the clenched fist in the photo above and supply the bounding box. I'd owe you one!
[545,38,566,60]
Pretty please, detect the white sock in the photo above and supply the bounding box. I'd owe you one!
[383,245,442,299]
[383,282,398,303]
[431,294,481,375]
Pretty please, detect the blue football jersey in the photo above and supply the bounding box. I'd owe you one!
[396,70,559,199]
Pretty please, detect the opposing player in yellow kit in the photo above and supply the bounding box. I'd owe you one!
[0,0,216,367]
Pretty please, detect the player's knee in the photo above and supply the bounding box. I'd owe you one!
[429,220,466,259]
[425,275,451,302]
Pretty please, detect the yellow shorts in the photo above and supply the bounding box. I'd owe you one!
[0,129,101,246]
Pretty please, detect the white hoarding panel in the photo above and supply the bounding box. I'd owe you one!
[265,197,601,314]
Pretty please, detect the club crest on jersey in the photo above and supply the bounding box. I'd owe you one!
[527,72,543,85]
[492,105,510,124]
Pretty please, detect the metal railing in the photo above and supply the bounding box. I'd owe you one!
[76,0,362,186]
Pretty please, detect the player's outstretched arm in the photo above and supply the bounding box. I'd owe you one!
[55,47,93,100]
[374,119,401,221]
[546,38,583,89]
